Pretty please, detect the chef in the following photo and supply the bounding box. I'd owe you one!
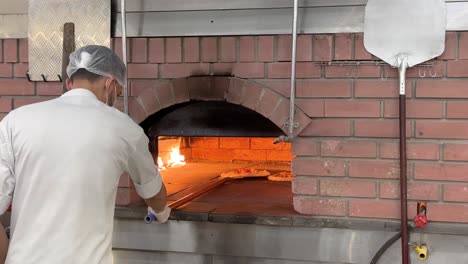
[0,45,170,263]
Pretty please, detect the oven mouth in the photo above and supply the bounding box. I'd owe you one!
[141,101,295,217]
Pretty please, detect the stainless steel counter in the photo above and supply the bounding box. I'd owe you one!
[112,213,468,264]
[2,206,467,263]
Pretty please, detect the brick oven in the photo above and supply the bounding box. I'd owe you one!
[110,32,468,224]
[3,31,468,263]
[138,78,301,215]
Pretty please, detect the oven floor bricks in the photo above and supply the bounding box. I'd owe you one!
[3,32,468,223]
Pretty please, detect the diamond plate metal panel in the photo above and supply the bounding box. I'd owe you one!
[28,0,110,81]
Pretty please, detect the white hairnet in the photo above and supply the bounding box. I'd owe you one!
[66,45,126,86]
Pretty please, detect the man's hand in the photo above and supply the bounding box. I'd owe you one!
[146,206,171,224]
[143,183,169,224]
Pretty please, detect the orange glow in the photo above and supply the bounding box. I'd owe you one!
[157,137,187,169]
[167,147,186,167]
[157,157,166,170]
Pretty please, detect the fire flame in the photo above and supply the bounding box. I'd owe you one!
[157,148,186,170]
[156,137,187,170]
[157,157,166,170]
[168,147,186,167]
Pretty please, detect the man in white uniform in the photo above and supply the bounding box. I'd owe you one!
[0,45,170,263]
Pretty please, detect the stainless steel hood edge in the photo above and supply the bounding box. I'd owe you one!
[1,1,468,39]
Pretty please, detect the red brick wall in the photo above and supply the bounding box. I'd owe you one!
[3,32,468,223]
[184,137,292,162]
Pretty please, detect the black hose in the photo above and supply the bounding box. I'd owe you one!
[369,231,402,264]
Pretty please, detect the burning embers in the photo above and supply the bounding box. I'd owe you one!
[155,136,293,179]
[157,136,293,165]
[156,137,187,170]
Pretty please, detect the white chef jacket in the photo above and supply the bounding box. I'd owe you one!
[0,88,162,264]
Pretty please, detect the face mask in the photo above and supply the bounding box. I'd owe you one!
[104,80,117,107]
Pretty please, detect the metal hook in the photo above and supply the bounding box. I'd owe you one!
[41,74,47,82]
[346,65,353,78]
[428,64,437,77]
[418,66,426,78]
[347,65,356,78]
[25,72,32,82]
[382,67,388,80]
[57,75,63,82]
[354,62,361,78]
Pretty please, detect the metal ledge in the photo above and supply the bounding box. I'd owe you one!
[112,6,365,37]
[2,0,465,13]
[111,2,468,36]
[112,0,368,12]
[2,1,468,39]
[115,206,468,236]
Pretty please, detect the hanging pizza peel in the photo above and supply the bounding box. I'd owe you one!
[363,0,446,262]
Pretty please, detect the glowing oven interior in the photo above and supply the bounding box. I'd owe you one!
[142,101,297,216]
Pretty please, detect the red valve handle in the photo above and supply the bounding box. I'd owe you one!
[414,214,428,228]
